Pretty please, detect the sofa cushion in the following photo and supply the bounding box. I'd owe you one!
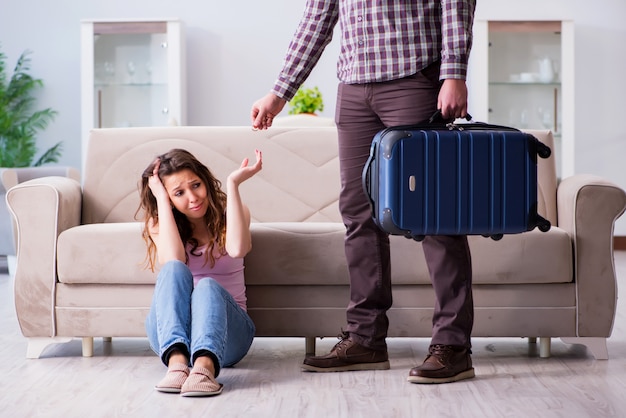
[57,222,572,286]
[82,127,341,225]
[245,223,573,286]
[389,227,573,285]
[57,223,155,285]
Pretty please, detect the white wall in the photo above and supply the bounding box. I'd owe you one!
[2,0,626,233]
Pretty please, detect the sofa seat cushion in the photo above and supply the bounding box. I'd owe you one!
[57,222,572,287]
[391,227,573,285]
[57,223,155,285]
[244,223,349,286]
[245,223,573,286]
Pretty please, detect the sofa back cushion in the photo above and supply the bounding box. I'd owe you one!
[83,126,341,224]
[82,127,557,227]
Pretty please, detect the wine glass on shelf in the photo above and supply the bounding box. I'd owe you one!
[145,61,152,85]
[537,107,553,130]
[104,61,115,84]
[127,61,136,84]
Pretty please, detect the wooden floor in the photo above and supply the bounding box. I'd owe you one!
[1,253,626,418]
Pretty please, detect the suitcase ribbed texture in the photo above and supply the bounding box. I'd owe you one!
[365,126,550,240]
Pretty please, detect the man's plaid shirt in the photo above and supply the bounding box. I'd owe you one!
[272,0,476,101]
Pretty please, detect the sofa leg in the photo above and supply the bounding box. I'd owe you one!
[82,337,94,357]
[539,337,551,358]
[305,337,316,356]
[561,337,608,360]
[102,337,112,343]
[528,337,537,344]
[26,337,72,359]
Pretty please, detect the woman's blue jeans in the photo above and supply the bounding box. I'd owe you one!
[145,260,255,377]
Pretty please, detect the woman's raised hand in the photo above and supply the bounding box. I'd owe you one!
[228,149,263,187]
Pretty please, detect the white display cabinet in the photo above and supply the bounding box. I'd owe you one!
[80,19,186,164]
[469,20,574,178]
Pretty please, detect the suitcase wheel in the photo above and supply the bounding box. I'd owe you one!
[537,219,551,232]
[481,233,503,240]
[536,141,552,159]
[408,234,425,242]
[534,215,551,232]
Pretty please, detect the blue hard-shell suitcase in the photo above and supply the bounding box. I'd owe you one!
[362,115,552,241]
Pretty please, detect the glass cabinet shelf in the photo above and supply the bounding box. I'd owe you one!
[489,82,560,87]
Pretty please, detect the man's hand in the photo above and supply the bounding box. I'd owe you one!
[437,79,468,120]
[251,93,287,130]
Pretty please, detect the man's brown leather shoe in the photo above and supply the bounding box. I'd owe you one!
[302,331,390,372]
[407,344,475,384]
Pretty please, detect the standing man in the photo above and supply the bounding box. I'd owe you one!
[251,0,476,384]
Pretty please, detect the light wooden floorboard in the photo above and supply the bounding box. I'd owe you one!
[1,253,626,417]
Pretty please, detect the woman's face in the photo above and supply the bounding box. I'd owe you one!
[162,168,208,220]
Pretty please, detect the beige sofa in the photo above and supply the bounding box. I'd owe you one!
[7,126,626,360]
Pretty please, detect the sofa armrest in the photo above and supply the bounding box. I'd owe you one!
[6,177,82,338]
[557,174,626,337]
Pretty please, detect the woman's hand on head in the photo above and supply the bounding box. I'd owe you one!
[148,159,169,202]
[228,149,263,187]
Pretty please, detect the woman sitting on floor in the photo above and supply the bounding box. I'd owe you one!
[137,148,262,397]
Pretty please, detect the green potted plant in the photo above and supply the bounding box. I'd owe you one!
[0,46,62,167]
[288,86,324,115]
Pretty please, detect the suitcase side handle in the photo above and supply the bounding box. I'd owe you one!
[428,109,472,124]
[362,142,377,216]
